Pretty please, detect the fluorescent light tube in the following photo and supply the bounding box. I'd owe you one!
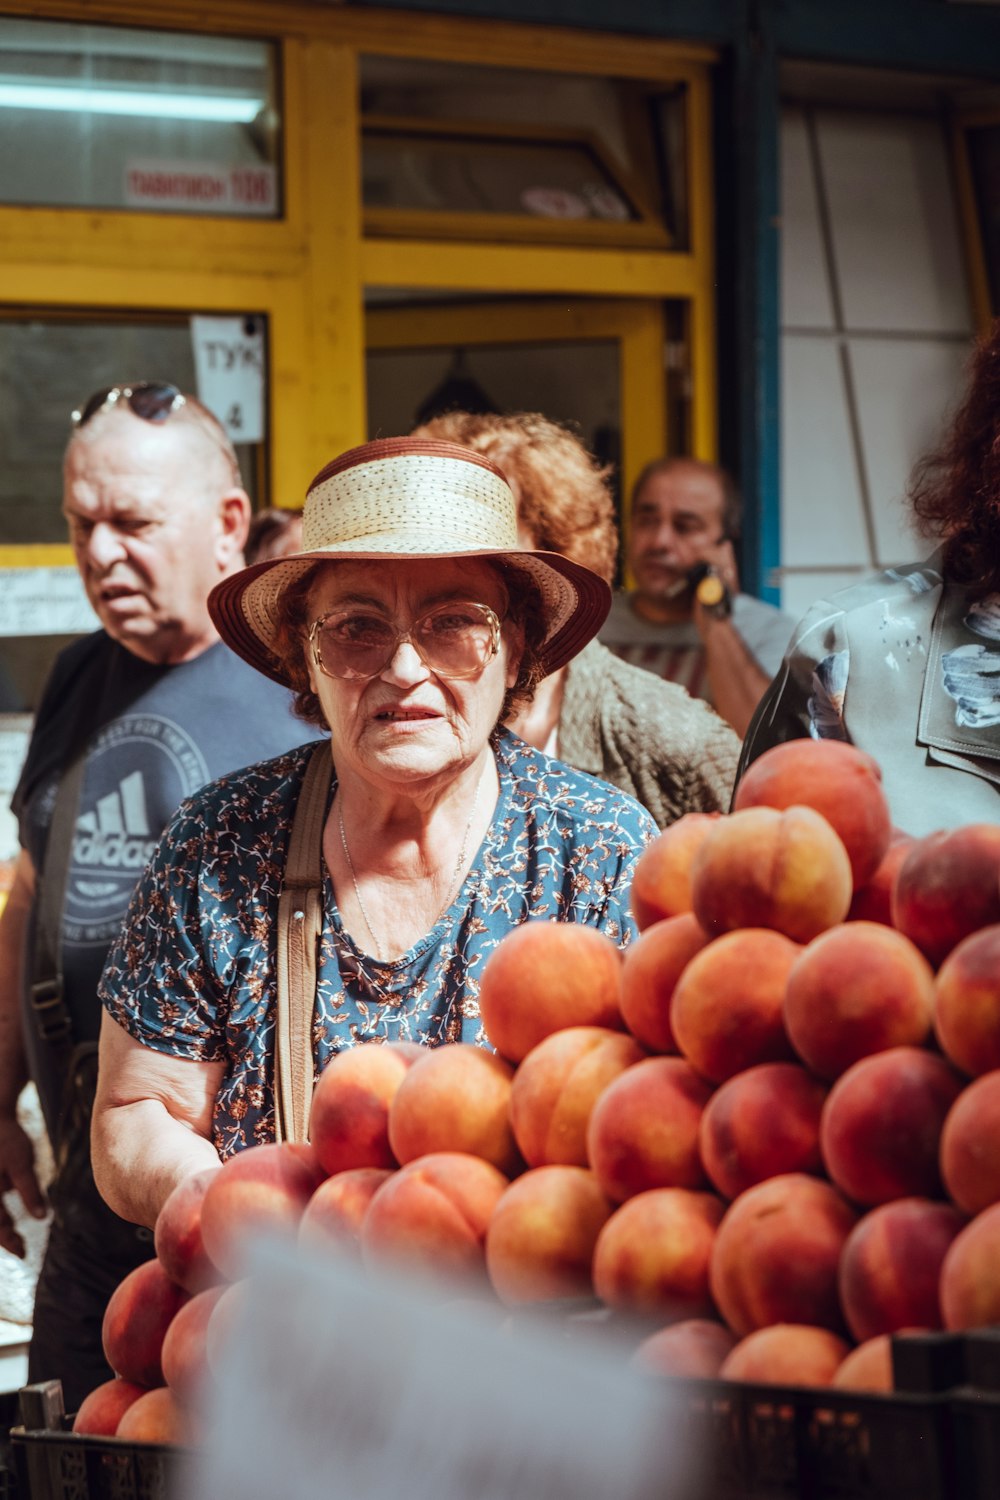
[0,81,261,122]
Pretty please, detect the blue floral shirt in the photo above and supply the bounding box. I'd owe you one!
[99,729,656,1157]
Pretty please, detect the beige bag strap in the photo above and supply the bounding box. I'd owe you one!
[275,741,332,1144]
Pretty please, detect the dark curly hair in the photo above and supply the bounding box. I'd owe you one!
[270,561,548,728]
[909,319,1000,596]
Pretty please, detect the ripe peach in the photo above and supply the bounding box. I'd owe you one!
[586,1056,712,1202]
[934,926,1000,1077]
[940,1201,1000,1330]
[102,1258,189,1389]
[618,914,710,1053]
[820,1048,964,1206]
[161,1285,228,1408]
[629,813,721,929]
[832,1334,895,1392]
[485,1164,612,1305]
[732,739,892,888]
[204,1280,250,1380]
[940,1071,1000,1215]
[690,806,852,944]
[115,1386,190,1445]
[783,922,935,1079]
[709,1173,858,1335]
[699,1062,828,1200]
[200,1141,328,1281]
[892,824,1000,968]
[72,1378,149,1436]
[631,1319,737,1378]
[671,928,799,1084]
[477,921,624,1062]
[387,1043,521,1175]
[847,834,916,925]
[153,1167,224,1296]
[309,1041,424,1175]
[720,1325,851,1387]
[299,1167,394,1254]
[592,1187,724,1319]
[838,1198,966,1342]
[361,1151,507,1284]
[509,1026,646,1168]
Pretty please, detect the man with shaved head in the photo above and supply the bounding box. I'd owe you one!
[600,457,793,736]
[0,384,315,1408]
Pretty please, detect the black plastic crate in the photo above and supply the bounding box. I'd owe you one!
[11,1426,186,1500]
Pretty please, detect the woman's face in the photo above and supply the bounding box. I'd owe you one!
[305,557,522,795]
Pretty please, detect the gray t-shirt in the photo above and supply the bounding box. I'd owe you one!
[599,590,794,705]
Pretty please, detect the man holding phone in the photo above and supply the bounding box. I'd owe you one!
[600,457,793,737]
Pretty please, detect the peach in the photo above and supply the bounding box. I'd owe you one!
[934,925,1000,1077]
[361,1151,507,1284]
[386,1043,521,1175]
[509,1026,646,1168]
[847,834,916,925]
[72,1378,149,1436]
[832,1335,895,1392]
[631,1319,737,1379]
[838,1198,966,1342]
[618,915,710,1053]
[699,1062,828,1200]
[820,1047,964,1206]
[720,1325,851,1387]
[940,1201,1000,1330]
[477,921,624,1062]
[940,1071,1000,1215]
[671,929,799,1084]
[161,1285,228,1408]
[586,1056,712,1202]
[690,806,852,944]
[592,1187,724,1319]
[309,1041,424,1175]
[732,739,892,888]
[629,814,721,929]
[102,1258,189,1389]
[299,1167,394,1254]
[709,1173,858,1335]
[485,1165,612,1305]
[204,1280,251,1381]
[200,1141,327,1281]
[892,824,1000,968]
[153,1168,224,1296]
[783,922,935,1079]
[115,1386,190,1445]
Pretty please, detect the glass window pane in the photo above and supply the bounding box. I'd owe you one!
[0,18,280,216]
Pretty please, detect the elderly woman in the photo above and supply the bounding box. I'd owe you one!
[412,410,741,828]
[92,437,656,1227]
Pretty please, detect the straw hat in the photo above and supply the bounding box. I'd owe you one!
[209,436,611,686]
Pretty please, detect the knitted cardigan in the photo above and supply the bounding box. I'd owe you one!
[558,639,741,830]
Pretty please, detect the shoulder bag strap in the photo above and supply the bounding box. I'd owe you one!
[275,742,332,1144]
[30,753,88,1071]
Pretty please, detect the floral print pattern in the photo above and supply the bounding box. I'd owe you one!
[100,730,656,1157]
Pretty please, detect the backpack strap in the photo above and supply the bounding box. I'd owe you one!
[275,742,332,1144]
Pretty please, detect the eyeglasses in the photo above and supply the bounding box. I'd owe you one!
[71,382,187,428]
[309,601,502,682]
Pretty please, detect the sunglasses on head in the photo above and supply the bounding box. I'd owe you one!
[71,382,186,429]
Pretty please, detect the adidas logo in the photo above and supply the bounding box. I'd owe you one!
[73,771,158,871]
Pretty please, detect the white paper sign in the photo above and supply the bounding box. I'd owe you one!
[0,715,31,870]
[191,1243,700,1500]
[190,315,265,444]
[0,568,97,637]
[124,159,277,216]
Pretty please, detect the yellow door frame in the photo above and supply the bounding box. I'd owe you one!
[0,1,717,564]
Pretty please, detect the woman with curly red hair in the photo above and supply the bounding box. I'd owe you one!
[738,318,1000,833]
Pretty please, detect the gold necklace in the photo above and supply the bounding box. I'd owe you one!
[337,764,487,961]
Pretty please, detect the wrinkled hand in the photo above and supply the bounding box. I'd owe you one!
[0,1114,47,1259]
[707,537,739,595]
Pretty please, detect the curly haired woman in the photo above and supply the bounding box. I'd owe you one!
[737,318,1000,833]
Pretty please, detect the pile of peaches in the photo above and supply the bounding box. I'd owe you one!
[73,739,1000,1444]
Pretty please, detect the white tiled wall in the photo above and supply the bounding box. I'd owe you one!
[778,104,976,617]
